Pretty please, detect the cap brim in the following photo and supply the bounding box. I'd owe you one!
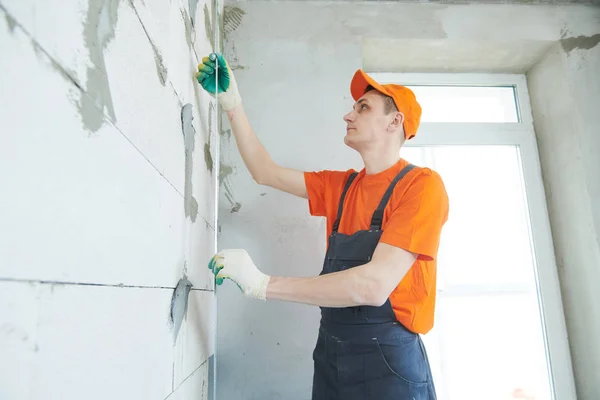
[350,69,390,101]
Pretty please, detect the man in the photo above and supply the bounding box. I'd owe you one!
[196,53,449,400]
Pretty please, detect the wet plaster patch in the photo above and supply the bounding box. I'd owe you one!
[219,111,232,140]
[218,163,233,183]
[561,33,600,54]
[204,143,213,172]
[204,102,215,173]
[182,104,199,222]
[204,5,212,48]
[219,162,241,213]
[182,8,194,50]
[131,2,168,86]
[189,0,199,27]
[203,0,222,52]
[169,275,193,345]
[217,112,240,213]
[81,0,121,133]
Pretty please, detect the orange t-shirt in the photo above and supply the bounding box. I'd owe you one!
[304,158,449,334]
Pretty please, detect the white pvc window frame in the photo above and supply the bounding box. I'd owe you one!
[369,72,577,400]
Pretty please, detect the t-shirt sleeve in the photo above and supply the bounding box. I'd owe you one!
[303,170,352,217]
[380,171,449,261]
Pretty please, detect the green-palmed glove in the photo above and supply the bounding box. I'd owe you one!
[208,249,271,300]
[195,53,242,111]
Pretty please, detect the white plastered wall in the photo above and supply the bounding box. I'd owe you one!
[0,0,222,398]
[218,1,600,399]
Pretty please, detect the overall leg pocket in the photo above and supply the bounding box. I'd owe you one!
[312,332,329,400]
[375,335,430,386]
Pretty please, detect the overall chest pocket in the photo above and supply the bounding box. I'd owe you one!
[320,256,371,278]
[324,230,381,273]
[320,258,372,321]
[329,257,370,272]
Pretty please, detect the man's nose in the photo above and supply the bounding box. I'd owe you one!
[344,110,355,123]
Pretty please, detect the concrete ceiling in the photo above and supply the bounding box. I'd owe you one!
[225,1,600,72]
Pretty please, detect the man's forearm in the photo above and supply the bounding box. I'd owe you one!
[226,104,275,184]
[265,264,386,308]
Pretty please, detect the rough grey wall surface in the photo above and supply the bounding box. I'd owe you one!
[527,40,600,400]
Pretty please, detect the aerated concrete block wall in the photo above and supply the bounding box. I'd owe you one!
[0,0,222,398]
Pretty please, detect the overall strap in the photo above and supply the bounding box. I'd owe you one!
[332,172,358,233]
[370,164,416,230]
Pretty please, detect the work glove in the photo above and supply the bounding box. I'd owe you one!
[208,249,271,300]
[195,53,242,111]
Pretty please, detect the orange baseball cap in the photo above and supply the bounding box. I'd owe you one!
[350,69,422,139]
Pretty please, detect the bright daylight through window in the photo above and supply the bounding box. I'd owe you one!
[363,73,572,400]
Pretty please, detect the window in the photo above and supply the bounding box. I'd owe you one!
[405,86,519,123]
[369,73,576,400]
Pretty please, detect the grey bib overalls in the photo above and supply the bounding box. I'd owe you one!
[311,164,437,400]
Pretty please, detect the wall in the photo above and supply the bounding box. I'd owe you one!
[217,1,600,399]
[527,39,600,400]
[0,0,222,399]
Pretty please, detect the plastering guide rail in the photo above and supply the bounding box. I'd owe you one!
[210,0,221,398]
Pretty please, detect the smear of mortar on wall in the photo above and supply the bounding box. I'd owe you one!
[220,162,241,213]
[188,54,213,178]
[217,112,240,212]
[182,104,199,222]
[204,144,213,173]
[204,144,214,172]
[80,0,121,133]
[204,102,215,173]
[219,108,232,139]
[218,162,233,182]
[189,0,200,27]
[169,275,193,345]
[131,2,168,86]
[223,6,245,36]
[204,4,212,49]
[2,7,17,33]
[182,8,194,50]
[561,33,600,54]
[204,0,223,52]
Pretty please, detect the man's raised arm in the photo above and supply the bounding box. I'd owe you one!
[196,53,308,199]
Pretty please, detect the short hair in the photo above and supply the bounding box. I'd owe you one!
[365,85,399,115]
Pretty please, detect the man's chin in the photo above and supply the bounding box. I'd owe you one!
[343,135,359,151]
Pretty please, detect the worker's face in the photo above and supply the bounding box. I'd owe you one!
[343,91,403,151]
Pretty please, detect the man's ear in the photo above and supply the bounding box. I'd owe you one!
[389,111,404,131]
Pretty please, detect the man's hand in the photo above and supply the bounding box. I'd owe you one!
[195,53,242,111]
[208,249,271,300]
